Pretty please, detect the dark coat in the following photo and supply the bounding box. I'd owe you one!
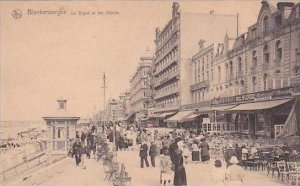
[139,143,148,158]
[225,148,236,163]
[169,142,179,164]
[149,144,157,156]
[235,147,242,161]
[174,154,187,186]
[199,142,210,157]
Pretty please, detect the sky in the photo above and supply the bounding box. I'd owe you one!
[0,0,289,121]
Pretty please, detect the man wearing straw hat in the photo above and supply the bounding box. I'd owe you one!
[225,156,244,186]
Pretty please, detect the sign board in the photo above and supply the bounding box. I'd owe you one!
[212,87,292,105]
[203,118,210,123]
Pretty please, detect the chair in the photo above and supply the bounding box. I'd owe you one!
[276,161,289,182]
[104,162,119,181]
[288,162,300,186]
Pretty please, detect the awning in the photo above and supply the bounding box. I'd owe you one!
[125,113,135,120]
[181,113,201,122]
[196,106,212,113]
[165,111,193,122]
[211,105,236,111]
[228,99,292,111]
[277,100,298,138]
[156,112,176,118]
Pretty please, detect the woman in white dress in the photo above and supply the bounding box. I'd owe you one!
[160,147,173,186]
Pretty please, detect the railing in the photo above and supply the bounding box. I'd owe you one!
[250,67,257,74]
[154,105,180,113]
[154,70,179,88]
[262,63,271,71]
[190,80,209,91]
[273,59,282,68]
[290,75,300,86]
[236,71,244,78]
[154,87,179,100]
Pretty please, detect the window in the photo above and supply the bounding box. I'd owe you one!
[238,57,242,76]
[252,50,257,68]
[218,66,221,83]
[263,16,269,33]
[229,61,233,80]
[263,74,268,91]
[211,69,213,80]
[252,76,257,92]
[251,28,257,39]
[263,44,270,64]
[275,14,282,26]
[275,40,282,62]
[59,102,65,109]
[296,7,300,18]
[225,63,229,81]
[58,129,61,138]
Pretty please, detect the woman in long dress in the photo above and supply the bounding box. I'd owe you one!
[191,140,200,162]
[174,149,187,186]
[199,138,210,163]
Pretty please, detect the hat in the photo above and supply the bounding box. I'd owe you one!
[228,144,233,148]
[229,156,239,164]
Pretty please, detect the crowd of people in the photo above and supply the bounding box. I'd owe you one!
[68,122,300,186]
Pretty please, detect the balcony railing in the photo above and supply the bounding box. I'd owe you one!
[154,70,180,88]
[236,71,244,78]
[273,59,282,68]
[262,63,271,71]
[190,80,209,91]
[290,75,300,86]
[154,87,179,100]
[250,67,257,74]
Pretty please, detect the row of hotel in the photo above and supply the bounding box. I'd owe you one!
[106,1,300,139]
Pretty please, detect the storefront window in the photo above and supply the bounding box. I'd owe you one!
[208,123,211,131]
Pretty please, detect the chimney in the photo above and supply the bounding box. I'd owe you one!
[198,39,205,50]
[172,2,180,18]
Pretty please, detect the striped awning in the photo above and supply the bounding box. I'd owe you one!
[228,99,292,111]
[165,111,193,122]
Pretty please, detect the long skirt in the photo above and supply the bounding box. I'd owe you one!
[174,167,187,186]
[201,155,210,162]
[192,151,200,161]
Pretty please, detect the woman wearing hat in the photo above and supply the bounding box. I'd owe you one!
[225,156,244,186]
[173,149,187,186]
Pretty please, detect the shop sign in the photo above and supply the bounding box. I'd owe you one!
[212,87,292,105]
[203,118,210,123]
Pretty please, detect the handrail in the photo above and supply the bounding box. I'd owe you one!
[0,151,45,174]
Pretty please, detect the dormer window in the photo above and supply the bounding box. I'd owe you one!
[263,16,269,33]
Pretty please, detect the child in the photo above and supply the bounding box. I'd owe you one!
[183,145,190,164]
[211,160,225,186]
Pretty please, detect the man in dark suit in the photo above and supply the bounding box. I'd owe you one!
[139,141,149,168]
[149,141,157,167]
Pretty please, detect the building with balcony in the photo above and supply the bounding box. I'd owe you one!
[186,1,300,138]
[129,49,154,125]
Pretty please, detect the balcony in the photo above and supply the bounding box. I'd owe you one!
[273,59,282,68]
[154,104,180,113]
[290,75,300,87]
[190,80,209,91]
[154,87,179,100]
[262,63,271,71]
[236,71,244,78]
[250,67,257,75]
[154,70,180,88]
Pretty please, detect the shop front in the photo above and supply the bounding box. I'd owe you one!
[212,87,296,138]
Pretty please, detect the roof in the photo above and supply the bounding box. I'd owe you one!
[156,112,176,118]
[43,109,80,120]
[211,105,236,111]
[228,99,292,111]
